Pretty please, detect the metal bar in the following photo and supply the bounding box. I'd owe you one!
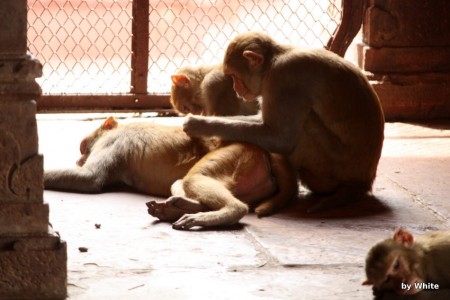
[325,0,366,57]
[36,94,171,113]
[131,0,150,94]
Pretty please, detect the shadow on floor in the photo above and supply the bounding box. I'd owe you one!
[276,193,391,220]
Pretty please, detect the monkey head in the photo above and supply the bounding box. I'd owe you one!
[363,228,425,296]
[223,32,277,101]
[170,68,204,115]
[77,116,118,166]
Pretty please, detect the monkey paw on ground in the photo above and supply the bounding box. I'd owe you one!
[146,196,206,223]
[172,212,212,230]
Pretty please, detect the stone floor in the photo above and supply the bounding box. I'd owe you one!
[37,115,450,300]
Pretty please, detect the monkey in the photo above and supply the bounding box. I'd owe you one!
[182,31,385,212]
[363,228,450,296]
[45,117,204,196]
[170,64,259,116]
[44,117,298,229]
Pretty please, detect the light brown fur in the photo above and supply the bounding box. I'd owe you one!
[170,64,259,116]
[183,32,385,212]
[44,117,297,229]
[364,228,450,295]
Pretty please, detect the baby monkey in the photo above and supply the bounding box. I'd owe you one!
[364,228,450,295]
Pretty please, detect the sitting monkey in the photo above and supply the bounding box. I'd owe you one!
[183,32,385,212]
[45,117,297,229]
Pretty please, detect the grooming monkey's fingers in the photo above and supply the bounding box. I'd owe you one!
[183,116,208,137]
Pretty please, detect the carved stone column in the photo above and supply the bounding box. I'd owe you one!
[358,0,450,120]
[0,0,67,298]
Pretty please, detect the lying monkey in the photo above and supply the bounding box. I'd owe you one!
[171,64,259,116]
[364,228,450,295]
[45,117,297,229]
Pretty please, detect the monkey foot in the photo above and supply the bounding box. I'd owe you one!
[146,196,206,222]
[254,201,276,217]
[307,187,367,213]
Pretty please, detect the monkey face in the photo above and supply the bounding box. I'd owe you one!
[229,74,254,100]
[171,91,204,115]
[224,69,261,101]
[364,238,425,296]
[224,49,263,101]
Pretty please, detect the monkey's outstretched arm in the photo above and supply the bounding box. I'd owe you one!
[218,113,262,122]
[184,84,313,154]
[183,112,301,154]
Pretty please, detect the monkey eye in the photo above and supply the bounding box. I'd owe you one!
[382,275,391,284]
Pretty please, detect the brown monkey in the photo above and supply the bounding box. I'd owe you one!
[45,117,297,229]
[183,31,385,212]
[363,228,450,295]
[171,64,259,116]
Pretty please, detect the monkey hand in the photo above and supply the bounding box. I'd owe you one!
[183,115,209,137]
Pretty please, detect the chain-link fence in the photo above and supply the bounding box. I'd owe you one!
[148,0,342,93]
[27,0,342,100]
[27,0,132,95]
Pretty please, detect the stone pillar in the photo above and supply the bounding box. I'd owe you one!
[358,0,450,120]
[0,0,67,299]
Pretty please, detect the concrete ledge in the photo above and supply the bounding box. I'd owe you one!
[358,44,450,73]
[373,81,450,120]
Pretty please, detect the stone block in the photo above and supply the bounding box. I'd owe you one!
[358,43,450,73]
[0,229,67,300]
[371,76,450,120]
[0,100,43,203]
[0,0,27,57]
[363,0,450,47]
[0,202,49,235]
[0,1,67,298]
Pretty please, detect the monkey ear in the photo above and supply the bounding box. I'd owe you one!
[393,228,414,246]
[243,50,264,68]
[79,139,87,154]
[102,116,118,130]
[171,74,191,88]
